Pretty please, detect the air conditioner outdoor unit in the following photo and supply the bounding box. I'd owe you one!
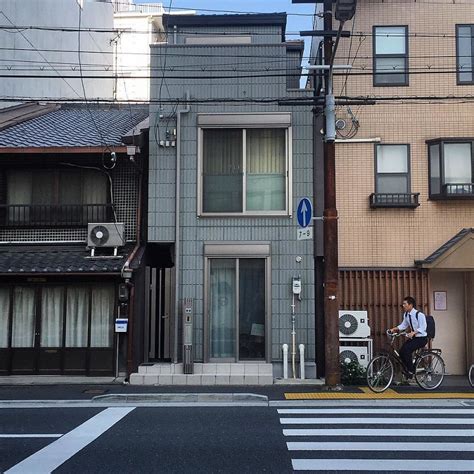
[87,223,125,249]
[339,310,370,338]
[339,345,369,368]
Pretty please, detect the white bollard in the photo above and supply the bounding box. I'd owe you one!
[282,344,289,379]
[299,344,305,380]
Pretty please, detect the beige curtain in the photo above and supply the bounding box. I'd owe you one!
[0,288,10,348]
[91,285,115,348]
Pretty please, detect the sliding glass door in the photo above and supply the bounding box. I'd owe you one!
[208,258,266,361]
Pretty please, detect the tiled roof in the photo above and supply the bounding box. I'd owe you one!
[0,244,138,274]
[416,228,474,265]
[0,104,149,148]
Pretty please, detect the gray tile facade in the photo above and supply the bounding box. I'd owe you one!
[148,16,316,365]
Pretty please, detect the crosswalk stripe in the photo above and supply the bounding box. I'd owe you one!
[280,416,474,424]
[287,441,474,451]
[292,459,474,471]
[283,428,474,436]
[277,408,474,415]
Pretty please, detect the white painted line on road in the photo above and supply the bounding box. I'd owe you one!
[277,408,474,415]
[292,459,474,471]
[0,434,62,438]
[283,428,474,437]
[280,417,474,424]
[287,441,474,451]
[5,407,135,474]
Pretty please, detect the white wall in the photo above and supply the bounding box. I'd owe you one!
[431,271,467,375]
[0,0,114,107]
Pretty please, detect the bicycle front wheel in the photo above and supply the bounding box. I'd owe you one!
[468,364,474,388]
[415,352,445,390]
[367,355,394,393]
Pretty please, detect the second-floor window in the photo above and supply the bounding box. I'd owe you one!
[373,26,408,86]
[200,128,289,215]
[375,144,410,194]
[428,140,474,199]
[456,25,474,84]
[5,169,109,225]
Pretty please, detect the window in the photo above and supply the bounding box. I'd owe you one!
[428,140,474,199]
[373,26,408,86]
[200,127,289,215]
[371,145,419,207]
[456,25,474,84]
[4,169,109,226]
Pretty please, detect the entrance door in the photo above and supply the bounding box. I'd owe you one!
[208,258,266,361]
[146,267,172,361]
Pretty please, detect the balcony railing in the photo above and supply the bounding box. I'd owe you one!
[370,193,420,208]
[442,183,474,198]
[0,204,115,228]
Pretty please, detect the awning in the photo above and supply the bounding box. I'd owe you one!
[415,228,474,270]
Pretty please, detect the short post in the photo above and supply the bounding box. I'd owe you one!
[299,344,305,380]
[282,343,289,379]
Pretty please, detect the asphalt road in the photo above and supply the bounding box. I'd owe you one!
[1,403,473,473]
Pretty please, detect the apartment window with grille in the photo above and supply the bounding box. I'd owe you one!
[3,169,110,226]
[370,144,419,208]
[198,124,291,215]
[373,26,408,86]
[428,140,474,199]
[456,25,474,84]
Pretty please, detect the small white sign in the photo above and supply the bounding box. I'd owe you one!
[297,226,313,240]
[115,318,128,333]
[251,323,265,337]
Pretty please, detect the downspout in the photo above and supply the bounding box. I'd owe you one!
[122,157,143,377]
[173,91,191,363]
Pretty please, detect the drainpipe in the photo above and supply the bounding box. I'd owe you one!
[122,157,143,377]
[173,91,191,364]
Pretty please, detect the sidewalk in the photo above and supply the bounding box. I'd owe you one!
[0,376,472,402]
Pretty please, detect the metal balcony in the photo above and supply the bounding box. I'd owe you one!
[369,193,420,208]
[442,183,474,199]
[0,204,115,228]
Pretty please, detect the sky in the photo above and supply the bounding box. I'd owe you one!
[141,0,316,61]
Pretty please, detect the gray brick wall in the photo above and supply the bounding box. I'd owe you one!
[149,25,316,363]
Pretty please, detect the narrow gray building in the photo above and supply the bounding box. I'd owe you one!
[134,13,316,385]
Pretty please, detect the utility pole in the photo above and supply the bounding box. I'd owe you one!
[293,0,357,387]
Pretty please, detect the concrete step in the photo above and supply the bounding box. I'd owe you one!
[129,373,274,386]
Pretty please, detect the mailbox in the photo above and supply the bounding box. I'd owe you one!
[182,298,193,374]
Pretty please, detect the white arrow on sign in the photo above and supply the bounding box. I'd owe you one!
[301,200,309,227]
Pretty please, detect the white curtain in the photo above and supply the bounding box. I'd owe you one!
[444,143,472,184]
[11,287,35,348]
[65,287,89,347]
[246,129,286,211]
[7,171,33,223]
[91,285,114,348]
[210,259,236,358]
[0,288,10,348]
[41,287,64,348]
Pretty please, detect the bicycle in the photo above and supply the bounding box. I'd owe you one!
[366,331,445,393]
[469,364,474,388]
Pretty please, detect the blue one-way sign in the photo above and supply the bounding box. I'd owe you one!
[296,197,313,228]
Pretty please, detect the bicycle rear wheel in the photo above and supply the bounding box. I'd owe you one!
[468,364,474,388]
[367,355,394,393]
[415,352,445,390]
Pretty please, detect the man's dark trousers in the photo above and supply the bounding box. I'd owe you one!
[400,336,428,374]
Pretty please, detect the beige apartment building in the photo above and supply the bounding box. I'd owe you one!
[331,0,474,374]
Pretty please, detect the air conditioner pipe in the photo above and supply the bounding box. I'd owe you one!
[299,344,305,380]
[282,343,289,379]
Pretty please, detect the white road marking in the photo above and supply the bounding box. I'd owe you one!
[283,428,474,436]
[277,408,474,415]
[5,407,135,474]
[0,434,62,438]
[287,441,474,451]
[280,416,474,424]
[292,459,474,471]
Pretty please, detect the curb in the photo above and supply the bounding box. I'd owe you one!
[92,393,269,404]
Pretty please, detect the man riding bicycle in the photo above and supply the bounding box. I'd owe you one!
[388,296,428,379]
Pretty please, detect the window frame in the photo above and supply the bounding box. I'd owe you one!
[427,138,474,199]
[373,25,409,87]
[197,122,292,217]
[456,24,474,85]
[203,242,271,363]
[374,143,411,194]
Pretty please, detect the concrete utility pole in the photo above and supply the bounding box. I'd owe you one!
[293,0,357,387]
